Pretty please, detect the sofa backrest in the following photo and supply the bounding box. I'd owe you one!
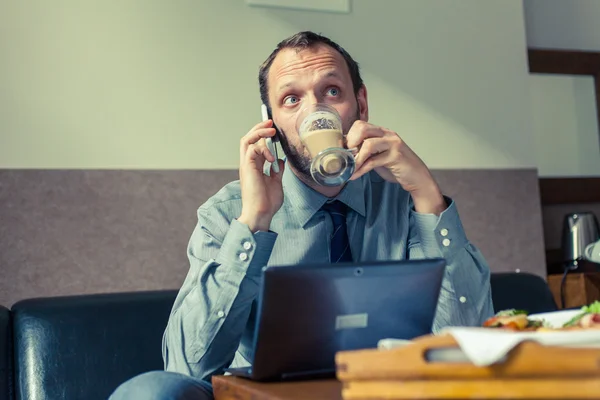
[11,290,177,400]
[490,272,558,314]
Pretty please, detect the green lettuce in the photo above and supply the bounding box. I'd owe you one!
[563,301,600,327]
[582,301,600,314]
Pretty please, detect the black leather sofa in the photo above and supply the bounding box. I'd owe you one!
[3,291,179,400]
[0,273,557,400]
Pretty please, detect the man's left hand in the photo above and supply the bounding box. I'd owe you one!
[346,121,447,215]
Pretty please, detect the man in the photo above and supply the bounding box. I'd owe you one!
[111,31,493,400]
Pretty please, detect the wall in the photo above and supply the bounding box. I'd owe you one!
[524,0,600,178]
[530,75,600,177]
[0,0,535,170]
[0,169,545,307]
[524,0,600,51]
[524,0,600,273]
[0,1,549,305]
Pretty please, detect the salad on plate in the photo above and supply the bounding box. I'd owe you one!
[482,301,600,331]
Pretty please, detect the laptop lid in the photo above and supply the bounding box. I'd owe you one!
[246,258,446,381]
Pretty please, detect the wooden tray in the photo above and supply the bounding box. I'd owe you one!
[342,378,600,399]
[336,334,600,399]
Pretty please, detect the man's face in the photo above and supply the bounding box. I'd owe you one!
[267,44,368,179]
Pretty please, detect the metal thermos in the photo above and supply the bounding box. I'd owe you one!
[561,212,600,269]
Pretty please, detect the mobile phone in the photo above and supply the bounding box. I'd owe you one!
[261,104,280,174]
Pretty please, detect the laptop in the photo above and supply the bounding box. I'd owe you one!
[226,258,446,381]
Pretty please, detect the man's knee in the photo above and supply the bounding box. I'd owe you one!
[110,370,213,400]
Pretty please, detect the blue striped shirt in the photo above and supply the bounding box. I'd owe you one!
[162,167,494,381]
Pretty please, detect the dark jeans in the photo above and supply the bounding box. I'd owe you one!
[110,371,214,400]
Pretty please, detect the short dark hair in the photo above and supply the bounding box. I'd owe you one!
[258,31,363,111]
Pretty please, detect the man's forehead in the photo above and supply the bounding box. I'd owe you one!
[268,45,349,92]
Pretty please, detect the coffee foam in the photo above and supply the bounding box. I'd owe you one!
[298,111,342,134]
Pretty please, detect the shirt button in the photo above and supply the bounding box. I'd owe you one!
[217,310,225,318]
[243,241,252,251]
[459,296,467,304]
[239,252,248,261]
[442,238,451,247]
[440,228,449,237]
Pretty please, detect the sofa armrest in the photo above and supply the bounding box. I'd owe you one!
[12,290,177,400]
[0,305,11,400]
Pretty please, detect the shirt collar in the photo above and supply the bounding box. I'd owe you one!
[282,164,366,228]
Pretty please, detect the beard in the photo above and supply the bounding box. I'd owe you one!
[277,127,313,179]
[278,101,361,182]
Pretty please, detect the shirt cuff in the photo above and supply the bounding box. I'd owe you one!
[215,219,278,277]
[411,196,468,261]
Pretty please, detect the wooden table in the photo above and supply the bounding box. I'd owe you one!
[212,376,342,400]
[212,375,600,399]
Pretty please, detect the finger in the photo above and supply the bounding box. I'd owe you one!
[242,127,276,147]
[250,119,273,132]
[241,120,274,155]
[269,159,286,181]
[245,143,275,165]
[346,121,385,149]
[350,152,388,181]
[240,127,276,157]
[353,138,390,171]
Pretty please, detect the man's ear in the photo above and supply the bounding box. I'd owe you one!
[357,85,369,121]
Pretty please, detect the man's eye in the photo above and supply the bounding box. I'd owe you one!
[327,87,340,96]
[283,96,299,105]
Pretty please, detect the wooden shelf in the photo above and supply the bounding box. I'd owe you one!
[539,178,600,205]
[547,272,600,309]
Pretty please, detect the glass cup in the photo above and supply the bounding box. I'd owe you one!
[296,104,355,186]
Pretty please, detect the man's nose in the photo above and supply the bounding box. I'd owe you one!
[305,92,321,105]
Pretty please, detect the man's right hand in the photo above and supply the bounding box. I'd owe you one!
[237,120,285,232]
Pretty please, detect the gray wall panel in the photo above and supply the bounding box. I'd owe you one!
[0,168,544,306]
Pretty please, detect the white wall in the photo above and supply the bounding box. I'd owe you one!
[524,0,600,177]
[530,75,600,176]
[0,0,535,170]
[524,0,600,51]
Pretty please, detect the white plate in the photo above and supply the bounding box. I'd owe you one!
[528,309,584,328]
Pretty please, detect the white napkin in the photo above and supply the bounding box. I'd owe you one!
[441,327,600,366]
[377,310,600,366]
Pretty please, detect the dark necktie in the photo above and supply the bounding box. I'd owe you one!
[321,200,353,263]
